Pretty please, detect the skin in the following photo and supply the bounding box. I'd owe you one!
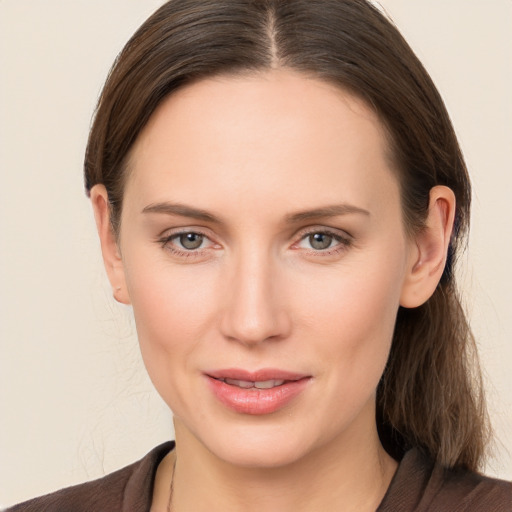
[92,70,455,511]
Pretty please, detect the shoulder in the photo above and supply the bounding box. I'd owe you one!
[428,465,512,512]
[379,448,512,512]
[4,442,174,512]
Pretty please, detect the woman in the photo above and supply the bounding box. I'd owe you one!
[6,0,511,510]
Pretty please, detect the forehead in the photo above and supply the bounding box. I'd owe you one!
[125,69,399,219]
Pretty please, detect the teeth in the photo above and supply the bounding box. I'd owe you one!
[222,378,286,389]
[225,379,254,388]
[255,379,285,389]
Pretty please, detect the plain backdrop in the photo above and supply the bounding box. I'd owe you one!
[1,0,511,506]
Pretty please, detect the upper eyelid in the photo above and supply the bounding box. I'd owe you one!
[290,226,353,254]
[157,228,216,250]
[293,225,352,240]
[158,226,215,239]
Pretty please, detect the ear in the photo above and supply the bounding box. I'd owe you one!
[90,185,131,305]
[400,186,456,308]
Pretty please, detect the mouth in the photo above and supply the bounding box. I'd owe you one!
[213,377,288,390]
[205,368,311,415]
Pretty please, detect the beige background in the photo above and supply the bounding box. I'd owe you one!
[0,0,511,506]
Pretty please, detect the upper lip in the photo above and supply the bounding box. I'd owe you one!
[206,368,309,382]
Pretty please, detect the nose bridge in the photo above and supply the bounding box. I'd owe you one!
[220,243,288,346]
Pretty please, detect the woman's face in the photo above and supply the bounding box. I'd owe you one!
[117,70,416,467]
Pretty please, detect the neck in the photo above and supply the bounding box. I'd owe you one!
[160,410,397,512]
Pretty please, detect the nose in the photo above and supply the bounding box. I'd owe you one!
[219,249,291,347]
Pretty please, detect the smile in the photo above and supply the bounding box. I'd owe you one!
[215,378,286,389]
[206,369,311,415]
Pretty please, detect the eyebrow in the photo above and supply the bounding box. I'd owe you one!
[142,202,220,222]
[284,204,370,223]
[142,201,370,224]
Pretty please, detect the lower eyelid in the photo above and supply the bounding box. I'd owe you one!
[295,230,351,247]
[157,230,222,258]
[159,241,211,260]
[305,241,352,258]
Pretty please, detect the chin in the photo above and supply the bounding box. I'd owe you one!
[209,429,313,469]
[178,410,325,469]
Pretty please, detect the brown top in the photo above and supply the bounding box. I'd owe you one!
[377,449,512,512]
[7,441,512,511]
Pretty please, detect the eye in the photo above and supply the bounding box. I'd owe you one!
[307,232,336,250]
[293,228,352,254]
[178,232,205,250]
[158,230,216,255]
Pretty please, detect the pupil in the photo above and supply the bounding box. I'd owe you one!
[310,233,332,250]
[180,233,203,250]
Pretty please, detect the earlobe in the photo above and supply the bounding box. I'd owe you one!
[90,185,131,305]
[400,186,456,308]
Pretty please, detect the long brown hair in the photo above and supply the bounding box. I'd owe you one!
[84,0,489,470]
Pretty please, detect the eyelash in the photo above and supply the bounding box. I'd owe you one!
[157,227,353,258]
[157,229,215,259]
[292,228,353,257]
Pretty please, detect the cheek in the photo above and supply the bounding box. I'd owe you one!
[122,250,220,376]
[295,251,405,387]
[122,258,225,420]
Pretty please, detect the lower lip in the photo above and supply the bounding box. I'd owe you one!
[206,376,311,415]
